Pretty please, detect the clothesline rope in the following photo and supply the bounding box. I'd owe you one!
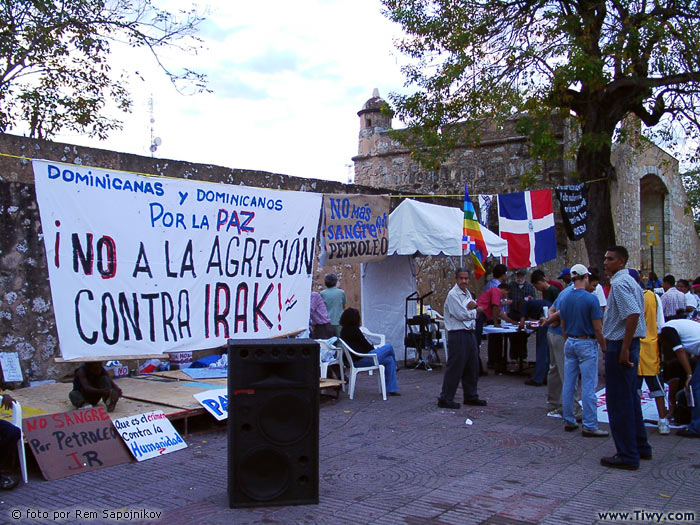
[0,151,608,199]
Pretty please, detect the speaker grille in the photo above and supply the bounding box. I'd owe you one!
[258,394,313,445]
[238,447,290,501]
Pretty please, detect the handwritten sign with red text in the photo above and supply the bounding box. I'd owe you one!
[112,410,186,461]
[22,407,132,480]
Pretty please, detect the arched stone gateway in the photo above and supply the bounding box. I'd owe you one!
[639,172,669,276]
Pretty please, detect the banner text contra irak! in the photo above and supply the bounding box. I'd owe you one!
[33,160,322,360]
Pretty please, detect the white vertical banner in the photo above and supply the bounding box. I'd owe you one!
[33,160,322,360]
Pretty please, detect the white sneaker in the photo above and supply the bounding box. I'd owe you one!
[658,418,671,435]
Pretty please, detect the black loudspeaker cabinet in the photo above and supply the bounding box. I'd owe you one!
[227,338,319,508]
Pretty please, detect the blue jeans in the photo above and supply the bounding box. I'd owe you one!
[686,362,700,434]
[353,344,398,393]
[531,325,550,384]
[605,339,651,465]
[562,338,599,429]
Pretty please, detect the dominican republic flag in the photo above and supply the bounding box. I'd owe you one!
[498,189,557,268]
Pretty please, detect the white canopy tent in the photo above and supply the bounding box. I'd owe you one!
[361,199,508,362]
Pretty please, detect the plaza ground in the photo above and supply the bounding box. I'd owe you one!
[1,359,699,525]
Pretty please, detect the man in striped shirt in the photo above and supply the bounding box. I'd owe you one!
[600,246,651,470]
[660,275,686,320]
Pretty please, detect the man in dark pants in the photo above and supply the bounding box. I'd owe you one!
[519,298,552,386]
[601,246,651,470]
[508,269,536,361]
[438,268,486,409]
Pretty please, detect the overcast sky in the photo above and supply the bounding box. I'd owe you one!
[50,0,408,184]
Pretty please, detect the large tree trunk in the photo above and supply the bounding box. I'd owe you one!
[577,140,617,272]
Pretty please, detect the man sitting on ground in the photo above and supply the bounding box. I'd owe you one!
[69,362,122,412]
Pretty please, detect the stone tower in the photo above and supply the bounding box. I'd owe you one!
[357,88,393,157]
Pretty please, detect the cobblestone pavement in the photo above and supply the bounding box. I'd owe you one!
[1,364,699,525]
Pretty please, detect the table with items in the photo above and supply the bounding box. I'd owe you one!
[482,322,536,374]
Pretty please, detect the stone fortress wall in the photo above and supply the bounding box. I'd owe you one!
[0,133,384,381]
[352,91,700,310]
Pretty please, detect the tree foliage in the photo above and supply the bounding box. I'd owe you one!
[0,0,207,140]
[682,168,700,234]
[382,0,700,264]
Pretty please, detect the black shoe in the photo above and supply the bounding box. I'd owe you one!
[389,392,401,397]
[677,428,700,438]
[463,398,487,406]
[524,379,544,386]
[640,453,653,460]
[600,455,639,470]
[581,428,609,437]
[564,422,578,432]
[437,398,460,409]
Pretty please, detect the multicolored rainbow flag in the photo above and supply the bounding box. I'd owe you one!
[471,252,485,280]
[462,184,487,279]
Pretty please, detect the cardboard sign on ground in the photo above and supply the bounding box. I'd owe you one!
[0,352,23,382]
[22,407,132,480]
[193,388,228,421]
[112,410,187,461]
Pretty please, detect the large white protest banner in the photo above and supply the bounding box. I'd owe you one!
[33,160,322,360]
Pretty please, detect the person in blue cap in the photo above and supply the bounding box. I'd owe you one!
[558,267,572,287]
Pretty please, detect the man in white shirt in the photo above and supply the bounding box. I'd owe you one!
[659,319,700,437]
[676,279,698,315]
[661,275,686,319]
[438,268,486,409]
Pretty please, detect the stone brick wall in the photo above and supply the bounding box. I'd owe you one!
[353,106,589,308]
[612,137,700,279]
[354,96,700,291]
[0,133,387,382]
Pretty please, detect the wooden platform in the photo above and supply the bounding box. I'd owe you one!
[4,374,346,433]
[5,375,221,434]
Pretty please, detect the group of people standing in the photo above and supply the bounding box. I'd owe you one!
[437,245,700,471]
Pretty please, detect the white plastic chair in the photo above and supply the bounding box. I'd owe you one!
[337,339,387,401]
[359,327,386,347]
[0,395,28,485]
[317,338,345,391]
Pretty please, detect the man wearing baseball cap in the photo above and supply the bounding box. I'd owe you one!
[559,264,608,438]
[558,268,572,286]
